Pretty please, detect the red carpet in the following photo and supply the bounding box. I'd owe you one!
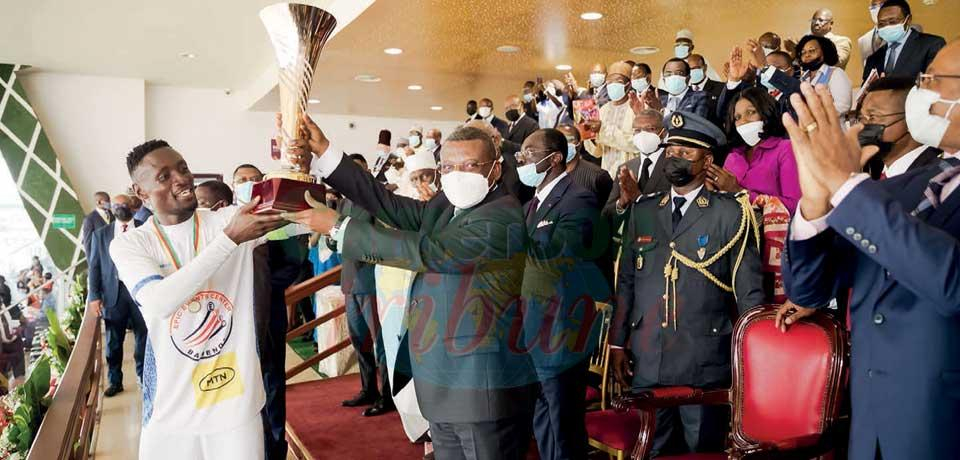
[286,374,424,459]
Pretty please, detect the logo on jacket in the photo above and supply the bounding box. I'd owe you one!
[170,290,234,361]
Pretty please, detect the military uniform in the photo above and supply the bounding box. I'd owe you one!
[610,111,765,455]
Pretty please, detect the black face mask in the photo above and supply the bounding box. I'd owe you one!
[800,59,823,72]
[858,119,906,161]
[112,205,133,222]
[505,109,520,122]
[664,156,701,187]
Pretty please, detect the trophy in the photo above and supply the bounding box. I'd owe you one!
[252,2,337,213]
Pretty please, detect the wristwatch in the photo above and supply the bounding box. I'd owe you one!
[328,213,347,237]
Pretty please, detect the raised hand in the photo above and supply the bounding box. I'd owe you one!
[641,88,662,111]
[728,46,748,82]
[628,91,643,116]
[416,182,437,201]
[745,38,766,69]
[617,165,641,208]
[223,197,288,244]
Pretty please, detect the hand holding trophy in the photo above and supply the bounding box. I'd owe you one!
[251,2,337,214]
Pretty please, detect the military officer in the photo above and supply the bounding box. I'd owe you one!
[609,111,765,456]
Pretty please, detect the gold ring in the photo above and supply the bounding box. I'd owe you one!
[804,122,818,133]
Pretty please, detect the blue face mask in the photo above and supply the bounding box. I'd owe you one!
[664,75,688,95]
[566,143,578,162]
[235,181,254,205]
[522,93,534,103]
[690,68,705,84]
[631,78,650,93]
[877,22,909,44]
[675,44,691,59]
[607,82,627,101]
[518,153,556,188]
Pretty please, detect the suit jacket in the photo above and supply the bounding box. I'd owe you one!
[716,75,799,127]
[782,165,960,460]
[862,30,946,82]
[603,154,671,224]
[333,199,377,295]
[659,90,711,119]
[87,222,136,320]
[867,146,942,179]
[82,210,110,254]
[614,188,764,388]
[695,80,725,125]
[490,115,510,139]
[505,114,539,145]
[521,176,610,373]
[324,155,536,423]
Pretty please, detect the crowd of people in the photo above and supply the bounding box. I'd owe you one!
[0,256,59,393]
[77,0,960,459]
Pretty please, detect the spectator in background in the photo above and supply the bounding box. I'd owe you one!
[808,8,853,69]
[130,194,152,225]
[862,0,945,83]
[0,277,9,308]
[81,191,112,253]
[196,180,234,211]
[478,97,510,138]
[232,164,264,205]
[795,35,853,114]
[557,124,613,206]
[424,128,442,162]
[504,94,540,145]
[759,32,782,54]
[590,61,639,177]
[465,99,479,123]
[651,58,712,119]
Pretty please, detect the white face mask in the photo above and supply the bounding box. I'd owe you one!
[736,120,764,147]
[632,131,662,155]
[478,107,493,118]
[905,86,959,148]
[589,73,605,88]
[424,138,437,149]
[440,168,494,209]
[234,181,254,205]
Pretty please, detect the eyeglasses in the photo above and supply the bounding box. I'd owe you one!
[916,73,960,88]
[514,148,555,164]
[855,111,905,125]
[438,160,495,174]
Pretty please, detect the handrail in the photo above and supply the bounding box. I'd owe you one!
[283,265,346,381]
[28,302,102,459]
[284,266,341,307]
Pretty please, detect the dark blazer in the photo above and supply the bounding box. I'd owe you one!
[862,30,946,82]
[716,73,799,127]
[133,206,153,227]
[603,154,671,223]
[489,115,510,139]
[782,163,960,460]
[82,210,110,254]
[505,114,539,145]
[521,176,610,373]
[323,154,536,424]
[659,90,711,119]
[332,199,377,295]
[613,188,764,388]
[568,159,614,207]
[87,222,135,320]
[867,146,942,179]
[695,80,725,125]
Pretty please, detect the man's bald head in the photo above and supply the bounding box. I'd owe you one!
[557,124,581,144]
[505,95,521,109]
[811,8,835,36]
[759,32,781,51]
[113,194,131,207]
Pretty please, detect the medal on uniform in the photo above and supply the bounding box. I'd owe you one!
[636,253,644,271]
[697,234,709,260]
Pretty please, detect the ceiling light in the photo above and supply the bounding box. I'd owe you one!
[383,48,403,55]
[179,52,197,59]
[630,46,660,55]
[407,84,423,91]
[555,64,572,71]
[580,12,603,20]
[308,99,320,104]
[430,106,443,111]
[496,45,521,53]
[354,74,382,83]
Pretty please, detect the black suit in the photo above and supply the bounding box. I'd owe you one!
[322,154,536,460]
[863,30,946,82]
[866,146,942,179]
[522,176,609,460]
[694,80,725,126]
[489,115,510,139]
[505,114,539,145]
[86,221,147,388]
[81,209,110,254]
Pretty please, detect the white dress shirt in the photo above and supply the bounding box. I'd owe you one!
[533,172,569,211]
[115,219,133,235]
[671,184,703,216]
[96,207,111,224]
[883,144,930,178]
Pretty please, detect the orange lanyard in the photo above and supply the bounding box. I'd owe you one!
[151,213,200,270]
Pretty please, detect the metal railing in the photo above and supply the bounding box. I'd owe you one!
[283,266,348,381]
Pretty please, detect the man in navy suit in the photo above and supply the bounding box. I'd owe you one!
[862,0,945,83]
[517,129,610,459]
[81,191,112,254]
[777,41,960,459]
[650,58,710,119]
[87,194,148,397]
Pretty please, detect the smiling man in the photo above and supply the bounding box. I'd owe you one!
[109,139,289,460]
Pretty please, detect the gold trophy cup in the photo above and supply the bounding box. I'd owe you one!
[252,2,337,213]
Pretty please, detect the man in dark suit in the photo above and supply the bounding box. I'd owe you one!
[286,120,536,460]
[479,97,510,139]
[331,154,394,416]
[517,129,610,460]
[557,124,613,205]
[651,58,711,119]
[688,54,724,124]
[504,95,539,145]
[82,191,112,254]
[86,194,147,397]
[610,112,764,457]
[857,76,941,179]
[862,0,945,83]
[777,45,960,459]
[466,119,535,204]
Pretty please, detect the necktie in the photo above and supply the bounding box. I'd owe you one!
[672,197,686,232]
[121,223,128,233]
[639,158,653,191]
[769,89,782,99]
[912,157,960,219]
[884,42,900,76]
[526,197,540,227]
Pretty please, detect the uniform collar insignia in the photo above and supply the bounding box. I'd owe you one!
[659,194,670,207]
[696,195,709,208]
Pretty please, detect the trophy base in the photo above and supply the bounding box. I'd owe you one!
[251,177,326,214]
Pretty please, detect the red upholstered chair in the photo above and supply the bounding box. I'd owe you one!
[613,305,849,460]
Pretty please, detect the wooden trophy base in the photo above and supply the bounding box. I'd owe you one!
[251,177,326,214]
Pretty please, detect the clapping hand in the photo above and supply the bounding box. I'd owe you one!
[641,88,662,111]
[281,191,340,235]
[617,165,641,208]
[705,164,743,193]
[782,83,862,219]
[628,91,644,116]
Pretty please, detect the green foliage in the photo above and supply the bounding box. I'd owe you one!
[63,272,87,340]
[44,309,72,375]
[4,356,51,454]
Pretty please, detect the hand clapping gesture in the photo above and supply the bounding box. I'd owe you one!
[617,165,641,208]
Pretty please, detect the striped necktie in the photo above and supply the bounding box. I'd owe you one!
[911,157,960,219]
